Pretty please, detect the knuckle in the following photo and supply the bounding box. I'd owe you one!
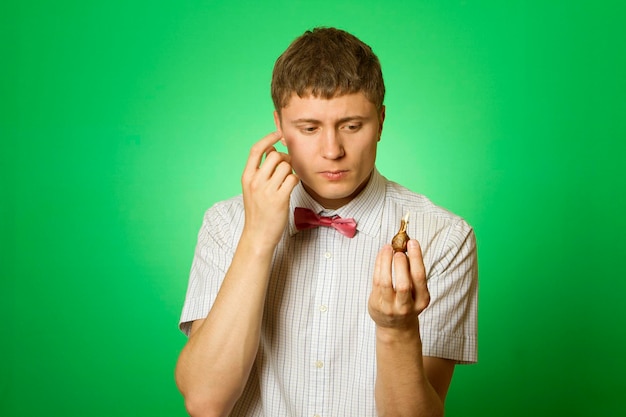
[241,172,253,188]
[249,143,264,157]
[416,294,431,311]
[378,281,393,291]
[276,160,291,173]
[263,149,276,159]
[377,304,392,318]
[399,305,413,316]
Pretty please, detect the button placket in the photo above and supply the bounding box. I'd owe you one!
[309,228,337,415]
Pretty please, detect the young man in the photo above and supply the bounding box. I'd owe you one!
[176,28,478,417]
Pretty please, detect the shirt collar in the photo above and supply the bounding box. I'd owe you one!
[288,168,386,238]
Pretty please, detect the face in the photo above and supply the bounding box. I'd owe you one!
[274,92,385,209]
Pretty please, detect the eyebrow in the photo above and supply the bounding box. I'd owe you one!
[290,116,370,125]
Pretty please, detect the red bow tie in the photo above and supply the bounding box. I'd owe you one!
[294,207,357,238]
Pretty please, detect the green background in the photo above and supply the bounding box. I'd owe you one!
[3,0,625,416]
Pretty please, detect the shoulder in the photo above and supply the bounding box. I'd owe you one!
[205,194,244,218]
[198,195,246,248]
[207,194,243,212]
[383,178,471,230]
[381,177,476,270]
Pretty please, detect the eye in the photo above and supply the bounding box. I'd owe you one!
[298,125,318,134]
[342,123,362,132]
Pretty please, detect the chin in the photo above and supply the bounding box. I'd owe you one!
[321,186,362,202]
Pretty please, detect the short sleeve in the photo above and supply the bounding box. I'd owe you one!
[419,220,478,364]
[179,198,245,336]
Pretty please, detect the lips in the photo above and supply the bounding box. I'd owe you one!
[320,170,349,181]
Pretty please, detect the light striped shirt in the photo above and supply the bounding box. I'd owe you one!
[180,169,478,416]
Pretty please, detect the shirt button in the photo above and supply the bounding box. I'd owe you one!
[319,305,328,313]
[324,252,332,259]
[315,360,324,369]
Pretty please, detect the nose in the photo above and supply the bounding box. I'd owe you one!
[320,129,345,159]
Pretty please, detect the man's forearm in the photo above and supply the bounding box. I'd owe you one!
[374,325,444,417]
[175,237,275,417]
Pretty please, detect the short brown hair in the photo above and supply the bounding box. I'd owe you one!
[271,27,385,112]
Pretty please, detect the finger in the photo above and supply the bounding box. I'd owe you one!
[372,244,385,286]
[264,149,292,168]
[374,245,395,303]
[257,149,289,180]
[406,239,425,279]
[270,158,293,179]
[393,251,413,307]
[243,132,283,175]
[262,145,293,163]
[407,239,430,311]
[267,159,296,191]
[278,171,300,194]
[263,145,278,160]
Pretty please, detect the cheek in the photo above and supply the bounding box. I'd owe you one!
[283,139,304,163]
[350,137,378,157]
[284,139,317,176]
[284,136,310,158]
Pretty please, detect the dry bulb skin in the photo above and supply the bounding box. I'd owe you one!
[391,212,410,253]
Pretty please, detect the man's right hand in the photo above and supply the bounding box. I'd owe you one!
[240,132,299,250]
[176,132,297,416]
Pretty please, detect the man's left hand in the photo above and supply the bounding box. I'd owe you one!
[368,239,430,330]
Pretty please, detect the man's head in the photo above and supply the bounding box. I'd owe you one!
[271,27,385,113]
[271,28,386,209]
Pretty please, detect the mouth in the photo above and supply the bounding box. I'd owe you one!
[320,170,349,181]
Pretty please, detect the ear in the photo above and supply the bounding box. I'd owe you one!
[378,105,386,141]
[273,111,286,146]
